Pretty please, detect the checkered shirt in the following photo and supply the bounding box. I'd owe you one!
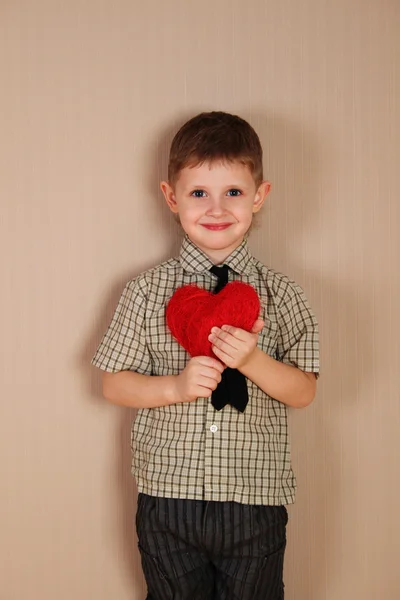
[92,236,320,505]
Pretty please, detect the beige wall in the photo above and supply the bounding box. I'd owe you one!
[1,1,399,599]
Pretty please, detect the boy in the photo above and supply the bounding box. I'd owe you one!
[92,111,319,600]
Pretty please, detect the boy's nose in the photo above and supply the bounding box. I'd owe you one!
[206,197,226,216]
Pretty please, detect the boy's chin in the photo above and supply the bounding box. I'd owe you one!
[189,233,246,251]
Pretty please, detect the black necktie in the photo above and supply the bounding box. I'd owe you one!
[209,265,249,413]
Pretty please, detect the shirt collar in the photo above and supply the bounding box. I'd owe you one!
[179,235,254,276]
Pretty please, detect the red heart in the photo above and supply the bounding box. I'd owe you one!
[166,282,261,358]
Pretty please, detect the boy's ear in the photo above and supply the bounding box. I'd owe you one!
[252,181,271,213]
[160,181,179,214]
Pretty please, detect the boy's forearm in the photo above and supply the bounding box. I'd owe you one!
[239,348,316,408]
[101,370,178,409]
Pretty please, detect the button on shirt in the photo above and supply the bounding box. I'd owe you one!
[92,236,320,505]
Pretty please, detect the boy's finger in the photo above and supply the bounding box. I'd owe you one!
[212,345,232,365]
[196,356,225,372]
[250,319,265,334]
[209,330,239,352]
[200,369,222,384]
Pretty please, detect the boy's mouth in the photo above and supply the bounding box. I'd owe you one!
[201,223,232,231]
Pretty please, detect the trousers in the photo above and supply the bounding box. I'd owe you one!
[136,493,288,600]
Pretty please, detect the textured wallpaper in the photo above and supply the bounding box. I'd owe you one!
[1,1,399,598]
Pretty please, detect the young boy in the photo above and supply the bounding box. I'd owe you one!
[92,111,319,600]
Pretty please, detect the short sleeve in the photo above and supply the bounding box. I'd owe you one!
[276,280,320,377]
[91,278,152,375]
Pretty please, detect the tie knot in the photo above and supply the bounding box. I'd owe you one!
[210,264,229,293]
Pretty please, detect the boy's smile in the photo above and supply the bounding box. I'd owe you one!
[161,161,271,264]
[201,222,232,231]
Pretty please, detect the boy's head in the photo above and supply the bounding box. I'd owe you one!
[161,111,271,262]
[167,111,264,188]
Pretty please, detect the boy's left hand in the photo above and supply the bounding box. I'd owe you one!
[208,319,264,370]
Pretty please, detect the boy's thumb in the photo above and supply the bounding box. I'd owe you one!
[251,319,265,334]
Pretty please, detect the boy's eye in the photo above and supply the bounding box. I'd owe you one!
[191,189,207,198]
[190,189,242,198]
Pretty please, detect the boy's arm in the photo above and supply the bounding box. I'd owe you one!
[210,278,319,408]
[92,279,223,409]
[239,349,316,408]
[102,371,177,408]
[100,356,224,409]
[209,319,317,409]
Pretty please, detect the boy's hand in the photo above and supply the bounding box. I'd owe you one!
[172,356,225,403]
[208,319,265,370]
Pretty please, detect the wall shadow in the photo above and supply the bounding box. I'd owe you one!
[78,113,187,598]
[242,108,376,599]
[80,107,377,600]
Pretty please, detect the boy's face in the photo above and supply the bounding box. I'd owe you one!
[160,161,270,262]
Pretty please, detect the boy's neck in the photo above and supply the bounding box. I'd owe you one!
[188,236,246,265]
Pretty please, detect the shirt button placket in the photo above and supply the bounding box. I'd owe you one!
[204,404,221,498]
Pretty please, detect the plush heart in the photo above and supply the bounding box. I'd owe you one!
[166,282,261,358]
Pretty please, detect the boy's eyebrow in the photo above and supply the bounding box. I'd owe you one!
[185,183,250,189]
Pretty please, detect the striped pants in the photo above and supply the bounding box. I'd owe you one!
[136,494,288,600]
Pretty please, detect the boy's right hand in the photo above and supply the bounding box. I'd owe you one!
[171,356,225,404]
